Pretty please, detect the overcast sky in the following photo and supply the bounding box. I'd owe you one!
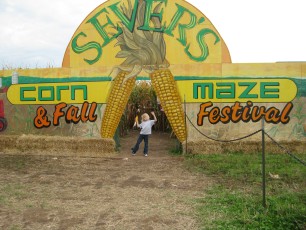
[0,0,305,68]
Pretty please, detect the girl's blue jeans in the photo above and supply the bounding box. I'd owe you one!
[132,134,149,154]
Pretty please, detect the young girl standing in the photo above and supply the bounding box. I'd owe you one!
[131,111,157,157]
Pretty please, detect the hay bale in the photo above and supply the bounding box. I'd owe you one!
[184,140,306,155]
[0,134,116,157]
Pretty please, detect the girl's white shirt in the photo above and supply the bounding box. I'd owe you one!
[139,120,155,135]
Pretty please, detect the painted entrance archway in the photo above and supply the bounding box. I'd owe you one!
[62,0,231,142]
[62,0,231,67]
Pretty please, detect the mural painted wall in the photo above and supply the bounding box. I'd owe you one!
[0,0,305,147]
[175,63,305,142]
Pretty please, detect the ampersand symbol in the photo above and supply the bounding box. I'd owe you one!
[34,106,51,128]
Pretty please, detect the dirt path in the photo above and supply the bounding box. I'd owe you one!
[0,131,212,230]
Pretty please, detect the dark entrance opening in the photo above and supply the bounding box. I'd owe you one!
[115,80,179,154]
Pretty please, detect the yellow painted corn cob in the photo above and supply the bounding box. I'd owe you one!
[150,69,186,142]
[101,71,136,138]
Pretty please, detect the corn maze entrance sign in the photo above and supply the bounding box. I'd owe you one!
[1,0,305,146]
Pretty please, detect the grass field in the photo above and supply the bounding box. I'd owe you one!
[184,152,306,229]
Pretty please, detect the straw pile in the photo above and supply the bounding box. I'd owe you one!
[0,134,116,157]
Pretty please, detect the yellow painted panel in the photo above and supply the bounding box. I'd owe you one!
[222,42,232,63]
[177,78,297,103]
[3,68,71,79]
[70,66,114,78]
[302,63,306,77]
[7,82,111,105]
[222,63,302,77]
[170,63,222,77]
[62,0,231,68]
